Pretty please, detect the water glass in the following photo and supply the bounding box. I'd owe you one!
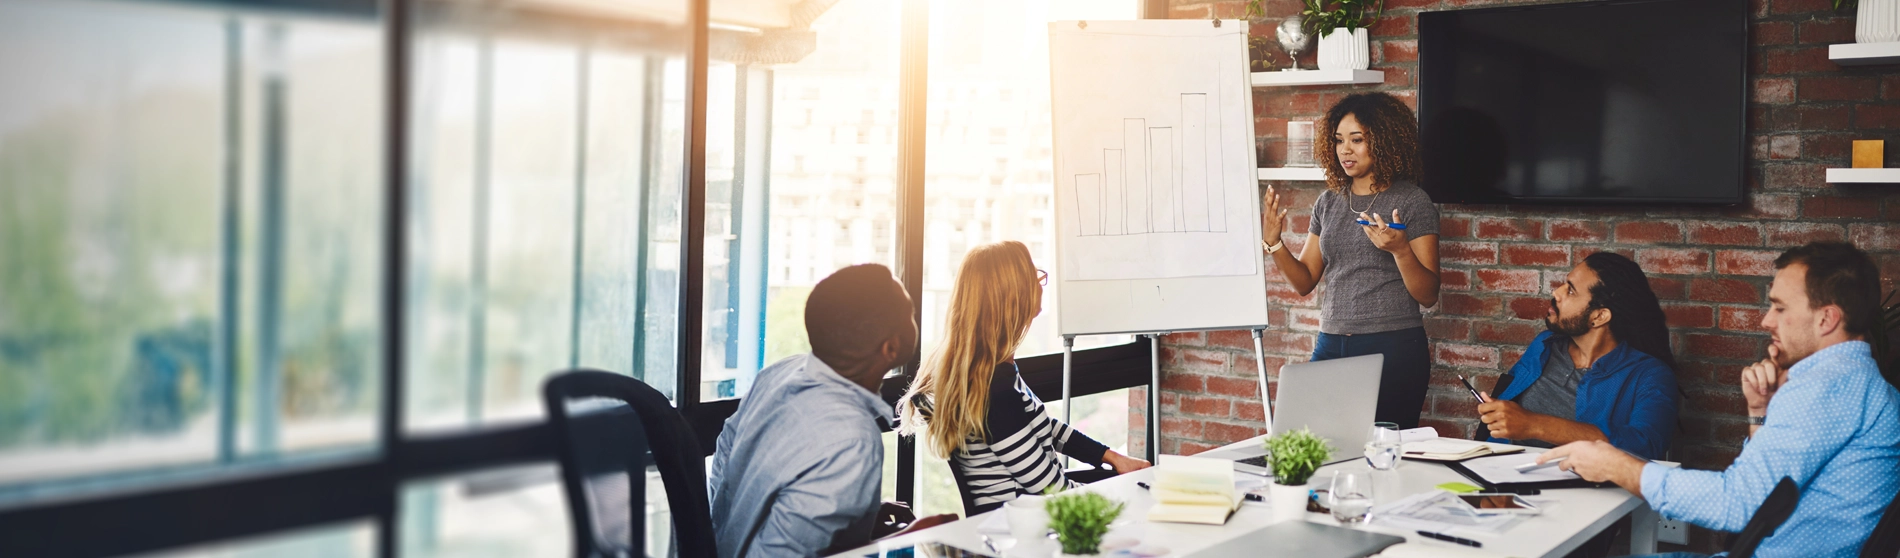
[1329,471,1373,525]
[1364,422,1402,471]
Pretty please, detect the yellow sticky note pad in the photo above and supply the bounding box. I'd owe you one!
[1436,482,1482,494]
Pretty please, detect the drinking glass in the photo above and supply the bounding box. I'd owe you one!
[1364,422,1402,471]
[1329,471,1373,525]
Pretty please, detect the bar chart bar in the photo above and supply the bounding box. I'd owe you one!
[1074,173,1102,236]
[1181,93,1210,232]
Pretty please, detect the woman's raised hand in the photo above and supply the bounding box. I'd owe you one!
[1261,185,1289,245]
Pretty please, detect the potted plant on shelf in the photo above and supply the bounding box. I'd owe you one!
[1044,491,1126,557]
[1264,428,1332,523]
[1302,0,1383,71]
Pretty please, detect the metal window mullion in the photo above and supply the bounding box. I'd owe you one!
[467,33,494,425]
[631,56,663,383]
[569,41,592,370]
[893,0,929,506]
[217,16,245,465]
[254,23,289,457]
[678,0,710,406]
[378,0,413,554]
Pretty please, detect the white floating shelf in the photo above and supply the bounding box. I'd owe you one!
[1826,168,1900,183]
[1250,69,1384,87]
[1258,167,1327,181]
[1829,42,1900,65]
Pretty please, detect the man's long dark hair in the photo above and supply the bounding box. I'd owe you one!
[1583,252,1678,369]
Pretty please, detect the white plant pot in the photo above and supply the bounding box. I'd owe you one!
[1269,482,1311,523]
[1859,0,1900,44]
[1318,27,1370,71]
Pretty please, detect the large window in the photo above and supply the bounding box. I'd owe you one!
[0,0,384,502]
[405,7,690,430]
[0,0,1155,554]
[911,0,1140,516]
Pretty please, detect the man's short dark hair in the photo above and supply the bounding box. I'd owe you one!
[806,264,911,365]
[1775,241,1882,337]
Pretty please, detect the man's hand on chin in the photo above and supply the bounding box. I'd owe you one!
[1539,440,1647,495]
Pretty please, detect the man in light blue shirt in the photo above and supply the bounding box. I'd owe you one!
[1543,242,1899,558]
[708,264,953,558]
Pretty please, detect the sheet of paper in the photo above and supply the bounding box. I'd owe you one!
[1050,21,1259,281]
[1370,491,1523,537]
[1154,454,1237,495]
[1399,427,1439,443]
[1403,439,1485,455]
[1460,453,1581,484]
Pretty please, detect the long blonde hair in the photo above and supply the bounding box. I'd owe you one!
[898,241,1043,458]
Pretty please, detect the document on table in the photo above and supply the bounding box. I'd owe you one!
[1371,491,1523,537]
[1460,452,1581,484]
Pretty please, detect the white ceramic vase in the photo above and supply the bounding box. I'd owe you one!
[1859,0,1900,44]
[1269,482,1311,523]
[1318,27,1370,71]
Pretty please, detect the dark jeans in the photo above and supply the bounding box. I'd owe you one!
[1311,326,1431,429]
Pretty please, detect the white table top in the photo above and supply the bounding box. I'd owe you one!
[829,436,1650,558]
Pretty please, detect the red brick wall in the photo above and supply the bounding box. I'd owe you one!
[1132,0,1900,551]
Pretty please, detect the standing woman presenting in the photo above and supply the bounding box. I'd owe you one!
[1261,92,1441,429]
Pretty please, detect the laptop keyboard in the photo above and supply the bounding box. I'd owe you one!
[1238,455,1270,468]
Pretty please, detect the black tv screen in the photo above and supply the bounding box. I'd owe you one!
[1418,0,1748,205]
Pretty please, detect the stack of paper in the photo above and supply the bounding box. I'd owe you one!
[1403,439,1524,462]
[1146,456,1240,525]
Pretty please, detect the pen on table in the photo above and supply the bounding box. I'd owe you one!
[1137,481,1264,502]
[1457,374,1489,403]
[1416,530,1483,548]
[1354,219,1407,230]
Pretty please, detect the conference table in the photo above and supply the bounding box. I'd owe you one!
[830,436,1660,557]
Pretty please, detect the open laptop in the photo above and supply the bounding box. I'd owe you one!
[1205,353,1383,475]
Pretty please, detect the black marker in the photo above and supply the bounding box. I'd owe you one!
[1416,530,1483,548]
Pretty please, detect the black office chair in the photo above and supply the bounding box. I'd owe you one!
[543,370,717,558]
[1859,486,1900,558]
[1728,477,1801,558]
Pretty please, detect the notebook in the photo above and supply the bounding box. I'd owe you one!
[1401,439,1525,463]
[1146,456,1241,525]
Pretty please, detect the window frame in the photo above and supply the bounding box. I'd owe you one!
[0,0,1158,555]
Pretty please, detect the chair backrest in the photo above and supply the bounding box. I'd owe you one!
[544,370,716,558]
[1729,477,1801,558]
[1859,485,1900,558]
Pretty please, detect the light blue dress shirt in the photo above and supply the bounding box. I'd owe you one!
[1640,341,1900,558]
[708,353,891,558]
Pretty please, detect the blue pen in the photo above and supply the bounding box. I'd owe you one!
[1356,219,1407,230]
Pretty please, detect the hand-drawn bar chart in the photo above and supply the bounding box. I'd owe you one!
[1073,93,1228,237]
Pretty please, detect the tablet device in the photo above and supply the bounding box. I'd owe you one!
[1457,493,1541,514]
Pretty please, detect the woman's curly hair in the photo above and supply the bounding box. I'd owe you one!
[1315,92,1422,194]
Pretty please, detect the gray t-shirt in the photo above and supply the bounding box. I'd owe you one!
[1310,181,1441,334]
[1515,339,1585,449]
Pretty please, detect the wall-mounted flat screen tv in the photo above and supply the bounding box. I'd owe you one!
[1418,0,1748,205]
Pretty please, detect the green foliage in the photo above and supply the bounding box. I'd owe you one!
[1264,428,1332,486]
[1836,0,1857,11]
[1044,491,1125,555]
[1302,0,1385,36]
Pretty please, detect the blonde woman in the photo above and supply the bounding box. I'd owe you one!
[897,241,1150,515]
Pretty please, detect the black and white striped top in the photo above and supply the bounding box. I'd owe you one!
[935,362,1109,515]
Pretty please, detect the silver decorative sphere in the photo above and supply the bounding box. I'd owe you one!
[1277,17,1309,71]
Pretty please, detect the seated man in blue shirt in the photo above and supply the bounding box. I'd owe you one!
[1543,241,1900,558]
[1477,252,1680,460]
[708,264,954,558]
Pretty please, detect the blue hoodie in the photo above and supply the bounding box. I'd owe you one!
[1487,331,1681,461]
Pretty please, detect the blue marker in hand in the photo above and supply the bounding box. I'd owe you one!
[1355,219,1407,230]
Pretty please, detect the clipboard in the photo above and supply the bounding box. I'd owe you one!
[1442,460,1611,494]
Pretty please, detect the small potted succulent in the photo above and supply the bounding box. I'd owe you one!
[1044,491,1126,557]
[1264,428,1332,522]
